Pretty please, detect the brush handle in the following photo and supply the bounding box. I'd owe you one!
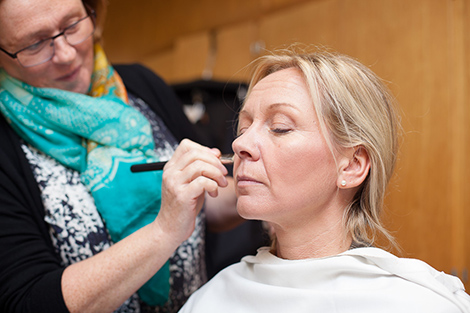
[130,154,234,173]
[130,161,167,172]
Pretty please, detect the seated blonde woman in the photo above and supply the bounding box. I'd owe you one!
[178,49,470,313]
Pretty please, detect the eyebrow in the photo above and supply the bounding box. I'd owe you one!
[239,102,301,117]
[266,102,300,112]
[19,8,85,45]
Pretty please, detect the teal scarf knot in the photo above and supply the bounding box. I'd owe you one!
[0,68,169,306]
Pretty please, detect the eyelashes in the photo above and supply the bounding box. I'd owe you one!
[235,126,292,139]
[271,127,292,134]
[236,114,295,138]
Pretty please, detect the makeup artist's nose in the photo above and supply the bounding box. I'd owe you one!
[232,129,260,162]
[52,36,76,64]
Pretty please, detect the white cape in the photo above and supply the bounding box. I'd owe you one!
[179,247,470,313]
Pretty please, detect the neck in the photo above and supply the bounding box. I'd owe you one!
[271,214,352,260]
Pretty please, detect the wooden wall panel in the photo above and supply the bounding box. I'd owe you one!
[259,0,340,51]
[140,49,175,83]
[213,22,259,82]
[172,32,212,83]
[448,0,470,284]
[465,0,470,286]
[340,0,455,272]
[103,0,311,63]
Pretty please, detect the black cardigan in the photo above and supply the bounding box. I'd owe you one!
[0,64,202,312]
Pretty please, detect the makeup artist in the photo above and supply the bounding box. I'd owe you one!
[178,48,470,313]
[0,0,241,312]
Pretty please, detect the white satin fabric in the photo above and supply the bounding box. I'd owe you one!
[179,247,470,313]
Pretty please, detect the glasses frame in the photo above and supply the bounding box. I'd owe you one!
[0,4,96,67]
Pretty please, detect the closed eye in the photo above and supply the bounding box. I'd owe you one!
[22,39,49,55]
[271,128,292,134]
[64,20,81,34]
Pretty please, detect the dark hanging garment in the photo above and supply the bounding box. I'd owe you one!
[172,80,248,155]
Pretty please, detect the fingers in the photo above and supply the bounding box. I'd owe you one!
[156,139,230,242]
[165,139,228,188]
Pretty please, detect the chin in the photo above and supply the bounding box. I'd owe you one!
[236,203,251,220]
[74,83,91,94]
[236,201,265,221]
[72,72,92,94]
[62,78,91,94]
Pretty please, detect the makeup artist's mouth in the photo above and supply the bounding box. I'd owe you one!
[57,66,80,81]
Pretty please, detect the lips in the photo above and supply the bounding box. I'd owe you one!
[56,66,80,81]
[236,174,262,186]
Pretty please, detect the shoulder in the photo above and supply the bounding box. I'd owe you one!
[343,247,470,312]
[112,63,177,106]
[114,63,154,77]
[0,114,24,168]
[181,247,470,313]
[113,63,151,76]
[0,116,68,312]
[112,63,206,143]
[179,261,246,313]
[113,63,167,88]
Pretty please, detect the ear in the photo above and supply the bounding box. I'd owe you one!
[337,146,370,189]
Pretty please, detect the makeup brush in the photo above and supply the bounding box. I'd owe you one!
[130,154,234,173]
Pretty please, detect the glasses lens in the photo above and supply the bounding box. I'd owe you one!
[64,16,95,46]
[15,14,94,68]
[16,39,54,67]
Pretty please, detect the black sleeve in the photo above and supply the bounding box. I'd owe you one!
[0,116,69,313]
[114,63,209,146]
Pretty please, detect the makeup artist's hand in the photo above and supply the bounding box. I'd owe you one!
[155,139,229,244]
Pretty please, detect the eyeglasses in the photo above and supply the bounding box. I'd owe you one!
[0,7,96,68]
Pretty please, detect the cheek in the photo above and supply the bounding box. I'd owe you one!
[82,41,94,69]
[270,142,338,201]
[78,41,94,76]
[5,65,46,87]
[79,49,94,90]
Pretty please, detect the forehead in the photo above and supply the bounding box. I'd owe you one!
[241,67,315,115]
[0,0,84,47]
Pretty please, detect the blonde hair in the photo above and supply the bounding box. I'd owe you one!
[245,47,400,249]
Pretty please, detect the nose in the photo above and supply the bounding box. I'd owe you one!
[51,36,76,64]
[232,128,260,162]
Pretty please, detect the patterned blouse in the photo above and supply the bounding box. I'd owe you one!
[21,93,207,313]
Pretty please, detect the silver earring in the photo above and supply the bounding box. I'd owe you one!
[341,180,347,187]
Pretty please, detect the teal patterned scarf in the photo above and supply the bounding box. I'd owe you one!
[0,48,169,306]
